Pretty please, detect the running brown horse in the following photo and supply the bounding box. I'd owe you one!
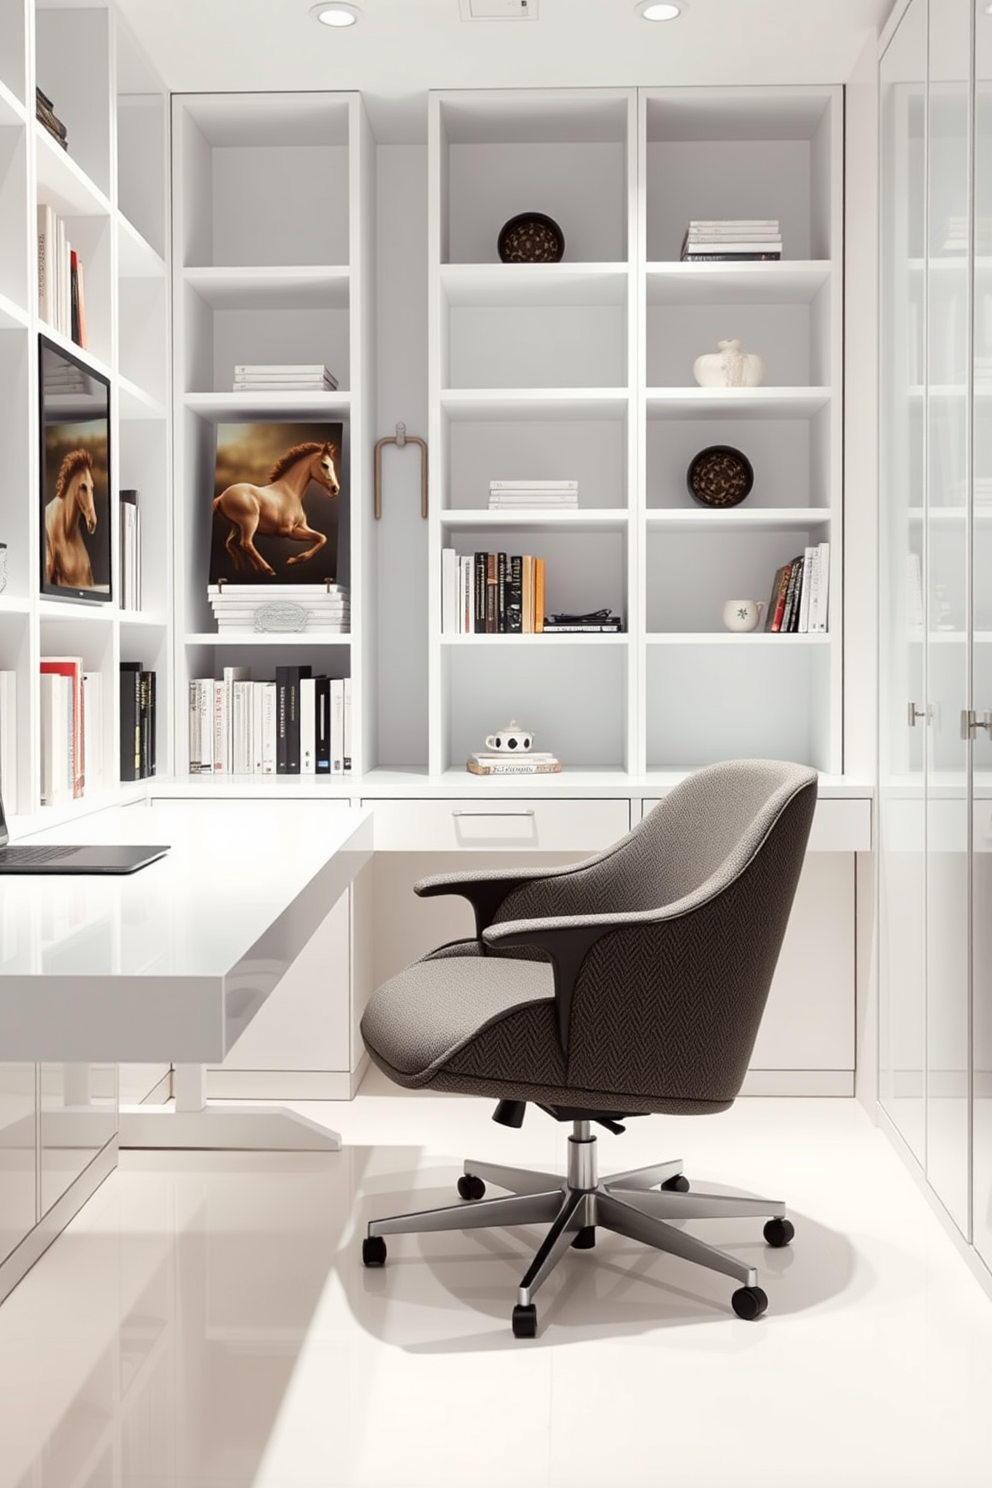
[45,449,97,589]
[213,441,340,576]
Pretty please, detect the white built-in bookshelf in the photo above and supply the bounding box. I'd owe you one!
[427,85,844,779]
[0,0,169,1279]
[170,90,374,781]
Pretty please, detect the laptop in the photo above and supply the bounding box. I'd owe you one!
[0,787,169,875]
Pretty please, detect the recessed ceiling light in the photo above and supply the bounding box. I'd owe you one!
[310,3,361,26]
[637,1,685,18]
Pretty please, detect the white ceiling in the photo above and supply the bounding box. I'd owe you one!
[113,0,895,139]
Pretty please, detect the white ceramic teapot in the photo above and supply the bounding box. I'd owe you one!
[693,339,766,389]
[484,720,533,752]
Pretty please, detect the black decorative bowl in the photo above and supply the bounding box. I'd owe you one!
[686,445,754,509]
[498,212,565,264]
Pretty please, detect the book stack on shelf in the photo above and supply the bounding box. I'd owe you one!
[467,750,561,776]
[36,87,68,150]
[37,204,87,346]
[119,489,140,610]
[543,608,622,633]
[119,662,155,783]
[188,666,352,777]
[764,542,830,634]
[207,583,351,634]
[231,364,339,393]
[442,549,548,634]
[680,220,782,262]
[39,656,103,803]
[487,479,578,510]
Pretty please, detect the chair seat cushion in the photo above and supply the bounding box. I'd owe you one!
[360,955,555,1085]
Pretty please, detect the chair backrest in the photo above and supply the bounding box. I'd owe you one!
[496,760,818,1112]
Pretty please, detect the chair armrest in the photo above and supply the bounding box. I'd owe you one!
[414,865,580,939]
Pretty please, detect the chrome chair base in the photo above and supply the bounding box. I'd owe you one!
[364,1121,792,1332]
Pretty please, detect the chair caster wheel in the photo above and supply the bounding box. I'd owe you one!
[661,1174,690,1192]
[512,1303,537,1339]
[571,1225,596,1249]
[457,1174,486,1201]
[362,1236,387,1267]
[763,1217,795,1248]
[731,1285,768,1320]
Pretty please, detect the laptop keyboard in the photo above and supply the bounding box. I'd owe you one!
[1,844,82,863]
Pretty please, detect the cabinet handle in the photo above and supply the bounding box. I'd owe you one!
[907,702,928,727]
[960,709,992,740]
[374,423,428,519]
[451,810,536,819]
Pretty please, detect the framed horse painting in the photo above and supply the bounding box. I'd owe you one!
[38,335,112,603]
[209,420,344,587]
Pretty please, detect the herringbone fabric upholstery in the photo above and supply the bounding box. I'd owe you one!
[360,760,817,1115]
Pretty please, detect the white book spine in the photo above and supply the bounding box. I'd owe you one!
[330,678,345,774]
[343,676,352,772]
[797,546,817,634]
[299,676,316,775]
[232,680,253,774]
[260,682,278,774]
[81,671,102,793]
[441,547,457,635]
[0,670,17,803]
[489,480,578,490]
[813,542,830,632]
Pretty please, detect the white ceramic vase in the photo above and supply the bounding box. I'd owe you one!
[693,339,766,389]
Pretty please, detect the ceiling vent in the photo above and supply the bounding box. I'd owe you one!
[458,0,537,20]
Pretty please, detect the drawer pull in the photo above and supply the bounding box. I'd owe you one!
[451,811,536,819]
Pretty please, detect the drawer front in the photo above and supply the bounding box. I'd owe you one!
[639,796,871,852]
[363,797,631,852]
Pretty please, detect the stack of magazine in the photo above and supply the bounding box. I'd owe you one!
[231,363,339,392]
[208,583,350,633]
[36,87,68,150]
[488,479,578,510]
[680,220,782,262]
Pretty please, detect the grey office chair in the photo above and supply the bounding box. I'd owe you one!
[360,758,818,1337]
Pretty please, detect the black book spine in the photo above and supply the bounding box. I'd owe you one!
[315,675,331,774]
[497,552,507,632]
[119,662,141,783]
[277,664,312,774]
[506,555,523,633]
[275,665,290,774]
[474,552,487,634]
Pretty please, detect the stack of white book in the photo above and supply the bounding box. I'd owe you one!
[231,363,339,392]
[467,751,561,776]
[488,479,578,510]
[208,583,351,634]
[680,220,782,261]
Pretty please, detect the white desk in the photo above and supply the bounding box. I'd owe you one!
[0,801,373,1151]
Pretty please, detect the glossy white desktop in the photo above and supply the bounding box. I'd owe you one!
[0,800,374,1151]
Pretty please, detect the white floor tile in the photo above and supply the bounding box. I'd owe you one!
[0,1082,990,1488]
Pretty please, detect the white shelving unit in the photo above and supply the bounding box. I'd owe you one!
[424,85,843,779]
[170,89,375,781]
[0,0,169,1301]
[427,88,638,779]
[641,85,844,774]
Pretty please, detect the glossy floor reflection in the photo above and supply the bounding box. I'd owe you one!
[1,1075,991,1488]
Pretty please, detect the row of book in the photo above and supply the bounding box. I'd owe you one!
[119,490,141,611]
[207,583,350,634]
[188,666,352,776]
[765,542,830,634]
[487,479,578,510]
[37,203,87,347]
[120,663,156,783]
[38,657,105,804]
[441,549,546,634]
[680,218,782,263]
[36,86,67,151]
[231,363,339,392]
